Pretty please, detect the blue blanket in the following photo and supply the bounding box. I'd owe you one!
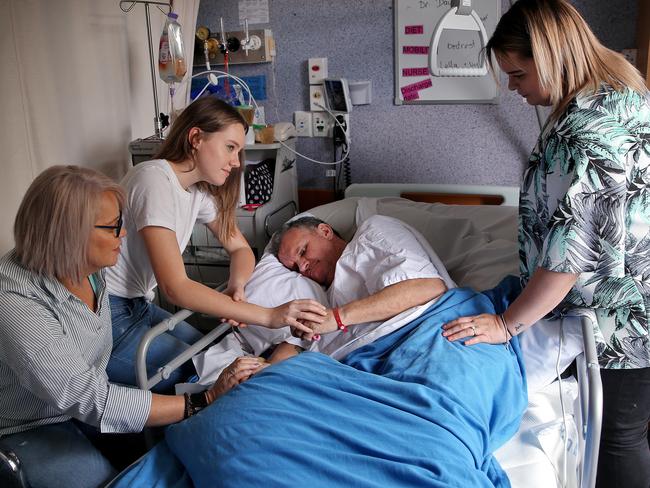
[113,286,527,488]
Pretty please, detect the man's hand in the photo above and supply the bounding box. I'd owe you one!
[291,309,338,341]
[205,357,268,403]
[268,299,327,334]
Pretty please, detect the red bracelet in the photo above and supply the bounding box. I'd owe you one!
[332,308,348,332]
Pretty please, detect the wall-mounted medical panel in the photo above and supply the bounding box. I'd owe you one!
[394,0,500,104]
[195,28,274,65]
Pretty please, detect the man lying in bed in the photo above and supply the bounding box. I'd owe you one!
[267,214,457,362]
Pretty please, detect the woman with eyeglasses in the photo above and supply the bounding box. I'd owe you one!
[104,96,326,393]
[0,165,268,488]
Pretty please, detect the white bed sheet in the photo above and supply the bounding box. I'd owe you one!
[496,377,581,488]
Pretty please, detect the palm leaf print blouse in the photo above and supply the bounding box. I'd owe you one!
[519,85,650,369]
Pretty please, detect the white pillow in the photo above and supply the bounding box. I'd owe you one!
[518,315,585,394]
[240,252,329,355]
[372,198,520,290]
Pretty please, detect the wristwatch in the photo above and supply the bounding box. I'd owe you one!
[184,391,209,419]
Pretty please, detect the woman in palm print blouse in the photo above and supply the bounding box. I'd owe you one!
[442,1,650,486]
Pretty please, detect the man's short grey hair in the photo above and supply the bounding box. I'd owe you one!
[268,216,340,256]
[14,165,125,284]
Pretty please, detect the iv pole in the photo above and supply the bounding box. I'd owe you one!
[120,0,171,138]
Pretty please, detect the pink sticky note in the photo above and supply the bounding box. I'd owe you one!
[402,67,430,77]
[403,91,420,101]
[400,78,433,95]
[405,25,424,35]
[402,45,429,55]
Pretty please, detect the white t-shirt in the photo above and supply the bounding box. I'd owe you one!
[106,160,217,301]
[308,215,455,357]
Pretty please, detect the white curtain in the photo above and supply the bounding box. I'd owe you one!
[0,0,199,253]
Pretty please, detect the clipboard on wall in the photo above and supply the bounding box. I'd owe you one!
[394,0,500,105]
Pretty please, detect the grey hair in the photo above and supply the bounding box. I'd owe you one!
[14,165,125,284]
[268,216,341,256]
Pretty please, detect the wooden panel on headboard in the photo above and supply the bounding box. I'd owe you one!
[400,192,505,205]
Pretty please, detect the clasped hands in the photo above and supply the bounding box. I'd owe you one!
[290,308,339,341]
[220,284,327,335]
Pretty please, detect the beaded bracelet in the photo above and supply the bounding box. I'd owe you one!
[332,308,348,332]
[498,314,514,342]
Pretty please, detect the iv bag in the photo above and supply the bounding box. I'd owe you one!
[159,12,187,84]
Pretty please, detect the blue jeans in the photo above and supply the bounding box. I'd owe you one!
[0,421,116,488]
[106,295,203,394]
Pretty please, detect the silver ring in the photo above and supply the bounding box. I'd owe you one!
[470,325,477,336]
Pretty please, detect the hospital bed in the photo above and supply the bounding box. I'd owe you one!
[108,184,599,487]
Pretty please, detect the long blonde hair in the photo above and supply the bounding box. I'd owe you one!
[155,97,249,243]
[14,165,125,284]
[486,0,647,119]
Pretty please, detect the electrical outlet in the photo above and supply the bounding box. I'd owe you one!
[294,111,312,137]
[312,112,332,137]
[310,84,326,111]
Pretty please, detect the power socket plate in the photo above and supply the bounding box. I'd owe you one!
[293,111,312,137]
[312,112,332,137]
[310,84,326,111]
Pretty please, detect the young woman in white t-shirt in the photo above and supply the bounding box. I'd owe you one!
[105,97,325,393]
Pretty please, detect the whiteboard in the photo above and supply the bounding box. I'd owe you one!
[394,0,500,104]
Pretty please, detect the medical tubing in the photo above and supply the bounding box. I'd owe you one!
[277,140,350,166]
[270,56,281,124]
[192,70,350,166]
[277,101,351,166]
[192,70,259,111]
[343,156,351,187]
[555,320,569,487]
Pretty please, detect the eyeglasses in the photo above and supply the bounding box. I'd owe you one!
[95,211,123,237]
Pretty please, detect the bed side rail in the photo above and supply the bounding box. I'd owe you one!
[136,284,230,391]
[576,314,602,488]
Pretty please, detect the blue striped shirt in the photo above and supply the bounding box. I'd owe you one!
[0,251,152,435]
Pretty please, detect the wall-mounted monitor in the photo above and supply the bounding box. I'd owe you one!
[323,78,352,113]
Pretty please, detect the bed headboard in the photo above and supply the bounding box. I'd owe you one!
[344,183,520,206]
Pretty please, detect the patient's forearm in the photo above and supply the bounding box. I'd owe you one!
[268,342,304,364]
[339,278,446,327]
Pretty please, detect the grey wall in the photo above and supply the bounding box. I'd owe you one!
[196,0,638,189]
